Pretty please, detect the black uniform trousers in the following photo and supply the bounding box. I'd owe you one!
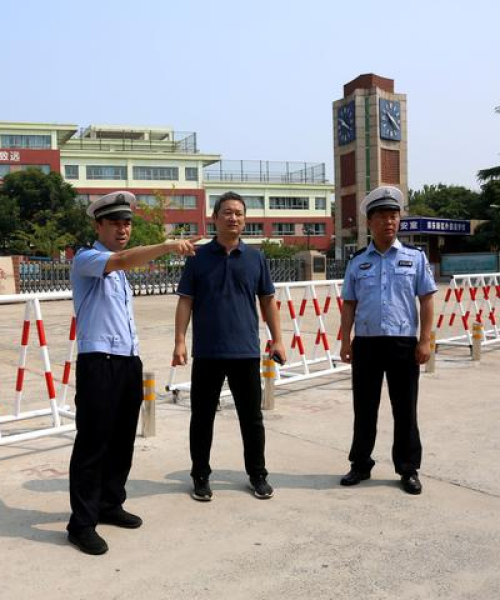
[67,353,143,533]
[349,336,422,475]
[189,358,267,480]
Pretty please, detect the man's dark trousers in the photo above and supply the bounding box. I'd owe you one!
[68,353,143,533]
[189,358,267,479]
[349,336,421,475]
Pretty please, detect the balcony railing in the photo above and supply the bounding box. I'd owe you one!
[204,160,327,184]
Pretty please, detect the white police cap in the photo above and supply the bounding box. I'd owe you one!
[360,186,404,216]
[86,191,135,220]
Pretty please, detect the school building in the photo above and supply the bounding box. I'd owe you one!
[0,122,334,251]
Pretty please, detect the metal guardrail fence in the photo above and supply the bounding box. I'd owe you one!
[127,262,185,295]
[18,257,347,294]
[19,261,72,293]
[326,259,348,280]
[267,259,300,282]
[18,259,186,295]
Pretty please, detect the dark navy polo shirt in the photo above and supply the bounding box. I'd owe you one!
[176,238,275,359]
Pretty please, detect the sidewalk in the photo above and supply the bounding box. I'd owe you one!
[0,295,499,599]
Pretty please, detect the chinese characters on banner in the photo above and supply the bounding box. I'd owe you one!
[0,151,21,162]
[399,218,470,235]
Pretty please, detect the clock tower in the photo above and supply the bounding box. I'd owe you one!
[332,74,408,258]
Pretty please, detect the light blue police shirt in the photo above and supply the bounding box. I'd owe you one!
[71,241,139,356]
[342,238,437,337]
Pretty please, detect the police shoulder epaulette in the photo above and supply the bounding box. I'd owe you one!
[402,243,423,251]
[349,246,367,260]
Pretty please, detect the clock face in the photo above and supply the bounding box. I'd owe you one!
[379,99,401,140]
[337,100,356,145]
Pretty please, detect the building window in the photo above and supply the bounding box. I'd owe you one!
[185,167,198,181]
[209,195,264,210]
[65,165,79,179]
[272,223,295,236]
[315,197,327,210]
[20,164,50,174]
[87,165,127,180]
[170,223,198,235]
[0,165,10,178]
[136,194,158,207]
[170,195,197,209]
[269,197,309,210]
[304,223,326,236]
[136,194,197,209]
[133,166,178,180]
[243,223,264,236]
[243,196,264,209]
[0,134,51,149]
[206,223,216,235]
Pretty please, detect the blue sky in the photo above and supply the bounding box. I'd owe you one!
[3,0,499,191]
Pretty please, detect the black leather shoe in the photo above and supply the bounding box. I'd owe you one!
[99,507,143,528]
[68,528,108,555]
[401,473,422,495]
[340,468,371,486]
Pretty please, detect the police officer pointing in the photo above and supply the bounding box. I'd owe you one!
[67,191,198,555]
[340,186,437,495]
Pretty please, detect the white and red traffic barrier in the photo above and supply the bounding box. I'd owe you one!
[435,273,500,350]
[59,316,77,410]
[14,301,32,417]
[167,280,350,402]
[0,292,76,445]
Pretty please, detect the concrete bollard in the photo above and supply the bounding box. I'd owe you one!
[425,330,436,373]
[472,322,483,362]
[261,355,276,411]
[142,370,156,437]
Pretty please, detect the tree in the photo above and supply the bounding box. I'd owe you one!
[407,186,438,217]
[2,168,78,224]
[15,217,76,256]
[470,106,500,250]
[129,214,165,247]
[0,168,90,256]
[0,195,21,252]
[477,105,500,182]
[468,180,500,251]
[128,191,170,247]
[406,181,500,251]
[408,184,482,219]
[477,166,500,182]
[260,240,306,258]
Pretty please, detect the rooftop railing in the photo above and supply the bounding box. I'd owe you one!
[62,130,198,154]
[204,160,327,184]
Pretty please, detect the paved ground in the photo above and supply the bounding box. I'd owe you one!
[0,291,499,599]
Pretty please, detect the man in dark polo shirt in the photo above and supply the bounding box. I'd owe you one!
[173,191,286,501]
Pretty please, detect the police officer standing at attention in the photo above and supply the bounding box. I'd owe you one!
[340,186,437,495]
[68,191,197,555]
[173,191,286,502]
